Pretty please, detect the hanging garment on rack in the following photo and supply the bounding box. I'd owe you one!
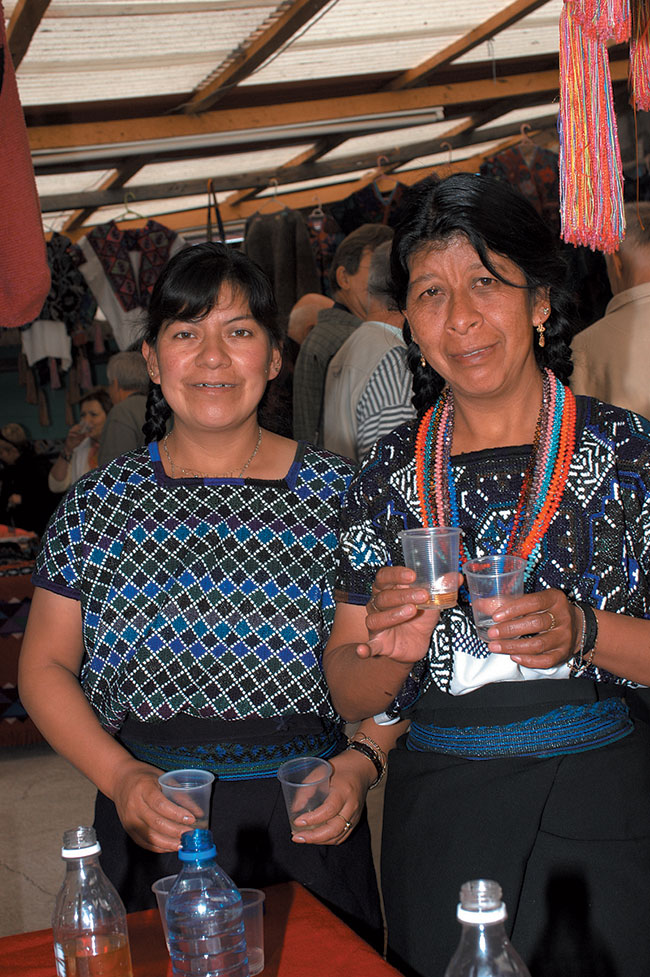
[244,208,321,324]
[0,7,50,328]
[329,181,408,236]
[480,146,561,236]
[20,233,96,371]
[307,212,344,298]
[78,220,186,350]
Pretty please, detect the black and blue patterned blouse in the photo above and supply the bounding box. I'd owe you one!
[336,396,650,704]
[34,441,354,736]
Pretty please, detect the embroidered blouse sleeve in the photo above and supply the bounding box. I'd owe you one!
[32,479,88,600]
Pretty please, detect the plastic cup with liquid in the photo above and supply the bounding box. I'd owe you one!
[400,527,462,609]
[463,554,526,642]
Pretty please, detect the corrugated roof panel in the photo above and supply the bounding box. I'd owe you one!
[35,170,114,196]
[455,0,563,63]
[320,119,473,163]
[14,5,277,104]
[125,146,314,186]
[395,138,515,171]
[242,0,553,84]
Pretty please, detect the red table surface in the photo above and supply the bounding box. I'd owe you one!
[0,881,401,977]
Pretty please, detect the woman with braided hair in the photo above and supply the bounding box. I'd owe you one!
[18,242,382,945]
[323,174,650,977]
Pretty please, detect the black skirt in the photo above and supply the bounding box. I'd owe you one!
[381,680,650,977]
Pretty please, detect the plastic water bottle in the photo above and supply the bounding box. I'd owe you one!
[444,879,531,977]
[52,825,133,977]
[166,828,249,977]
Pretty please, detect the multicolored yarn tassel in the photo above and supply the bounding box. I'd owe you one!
[558,1,625,252]
[569,0,631,41]
[630,1,650,110]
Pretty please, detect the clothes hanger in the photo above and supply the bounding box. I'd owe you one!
[309,195,325,219]
[114,191,144,222]
[518,124,537,165]
[373,155,399,193]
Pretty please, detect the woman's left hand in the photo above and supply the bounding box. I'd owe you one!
[485,588,582,669]
[291,748,376,846]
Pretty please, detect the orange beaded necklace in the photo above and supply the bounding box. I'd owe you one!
[414,369,577,576]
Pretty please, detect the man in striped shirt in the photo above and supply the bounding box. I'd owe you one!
[322,241,415,464]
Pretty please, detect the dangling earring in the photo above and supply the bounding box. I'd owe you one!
[420,354,426,368]
[536,306,550,347]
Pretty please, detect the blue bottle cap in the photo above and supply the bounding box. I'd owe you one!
[177,828,217,861]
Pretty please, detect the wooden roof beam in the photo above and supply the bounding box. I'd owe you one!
[7,0,52,69]
[30,64,580,153]
[37,113,560,213]
[180,0,333,114]
[385,0,554,90]
[248,0,554,176]
[61,158,147,235]
[65,132,536,242]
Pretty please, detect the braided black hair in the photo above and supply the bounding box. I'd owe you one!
[390,174,576,418]
[140,242,283,442]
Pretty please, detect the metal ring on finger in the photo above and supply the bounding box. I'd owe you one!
[336,813,352,832]
[547,611,557,631]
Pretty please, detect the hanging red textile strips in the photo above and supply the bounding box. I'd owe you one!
[630,0,650,110]
[558,2,625,252]
[569,0,631,40]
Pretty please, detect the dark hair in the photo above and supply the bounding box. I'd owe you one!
[141,242,283,442]
[330,223,394,286]
[79,388,113,417]
[390,173,576,417]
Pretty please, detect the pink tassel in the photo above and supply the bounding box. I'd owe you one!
[630,1,650,110]
[93,319,105,354]
[559,2,625,253]
[38,389,51,427]
[48,357,61,389]
[78,354,93,391]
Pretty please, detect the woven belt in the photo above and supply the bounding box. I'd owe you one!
[121,725,343,780]
[406,697,633,759]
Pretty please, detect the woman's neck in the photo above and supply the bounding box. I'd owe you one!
[451,372,543,456]
[163,420,262,478]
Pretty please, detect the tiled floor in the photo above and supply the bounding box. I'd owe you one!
[0,743,385,940]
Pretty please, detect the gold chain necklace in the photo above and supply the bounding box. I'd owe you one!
[162,428,262,479]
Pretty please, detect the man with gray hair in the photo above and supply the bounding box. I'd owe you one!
[322,240,415,463]
[98,351,150,466]
[572,201,650,419]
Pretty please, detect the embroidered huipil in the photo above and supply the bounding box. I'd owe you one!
[34,442,354,735]
[336,397,650,711]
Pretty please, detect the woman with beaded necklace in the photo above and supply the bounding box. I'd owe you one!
[323,174,650,977]
[19,242,382,945]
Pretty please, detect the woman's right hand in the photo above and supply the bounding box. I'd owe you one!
[111,760,198,853]
[63,423,87,456]
[354,565,461,663]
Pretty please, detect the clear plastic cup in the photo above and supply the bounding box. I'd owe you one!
[277,757,332,834]
[463,554,526,642]
[158,768,214,829]
[400,527,462,609]
[151,874,177,951]
[240,888,265,975]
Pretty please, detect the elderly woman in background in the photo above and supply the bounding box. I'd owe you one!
[48,387,113,492]
[324,174,650,977]
[19,242,382,946]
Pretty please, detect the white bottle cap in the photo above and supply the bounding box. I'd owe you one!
[457,903,507,924]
